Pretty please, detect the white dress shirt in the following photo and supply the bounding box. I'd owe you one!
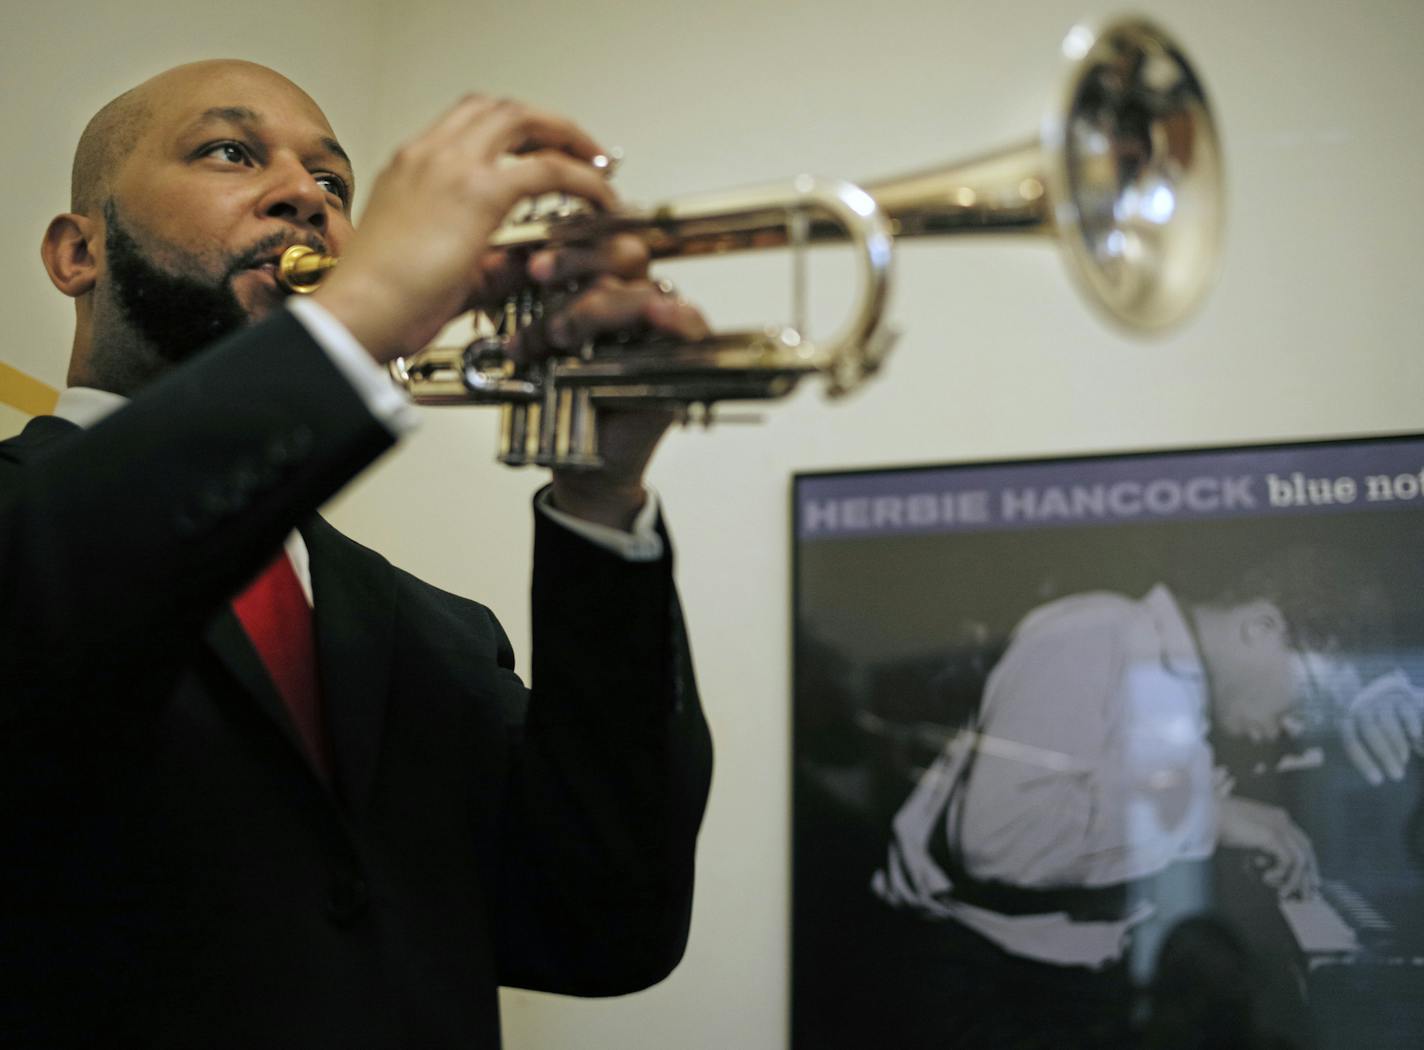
[873,585,1217,968]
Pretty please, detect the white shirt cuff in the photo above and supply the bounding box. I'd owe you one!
[536,486,665,562]
[287,296,659,562]
[286,296,421,437]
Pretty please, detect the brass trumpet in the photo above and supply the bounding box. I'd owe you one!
[279,16,1222,470]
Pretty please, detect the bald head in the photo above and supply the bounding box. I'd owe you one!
[71,86,151,214]
[69,60,337,216]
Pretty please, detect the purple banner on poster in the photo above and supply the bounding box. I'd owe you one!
[796,436,1424,540]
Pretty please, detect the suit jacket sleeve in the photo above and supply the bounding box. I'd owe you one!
[488,503,713,995]
[0,311,394,726]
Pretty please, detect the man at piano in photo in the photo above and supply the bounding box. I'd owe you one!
[868,550,1398,1044]
[0,60,714,1048]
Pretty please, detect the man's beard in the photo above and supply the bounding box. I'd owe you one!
[103,200,254,368]
[95,203,327,389]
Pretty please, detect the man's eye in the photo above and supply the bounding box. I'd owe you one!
[314,173,350,206]
[202,141,251,165]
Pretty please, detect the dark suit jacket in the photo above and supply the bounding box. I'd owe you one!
[0,312,712,1048]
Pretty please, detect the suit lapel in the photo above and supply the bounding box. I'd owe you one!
[12,415,396,804]
[204,606,330,782]
[11,414,396,807]
[302,515,394,812]
[7,415,339,785]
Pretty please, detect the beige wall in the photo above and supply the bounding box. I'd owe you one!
[0,403,32,439]
[1,0,383,392]
[348,3,1424,1048]
[6,1,1424,1047]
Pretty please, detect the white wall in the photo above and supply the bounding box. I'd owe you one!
[6,1,1423,1047]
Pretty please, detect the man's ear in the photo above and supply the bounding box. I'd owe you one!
[41,213,100,298]
[1239,600,1286,646]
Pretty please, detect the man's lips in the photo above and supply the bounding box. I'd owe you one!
[239,259,280,284]
[232,260,283,299]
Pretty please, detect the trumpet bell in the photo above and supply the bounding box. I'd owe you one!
[863,16,1222,333]
[1047,17,1223,332]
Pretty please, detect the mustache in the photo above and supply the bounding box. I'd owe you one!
[225,232,330,281]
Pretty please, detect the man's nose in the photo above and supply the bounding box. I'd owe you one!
[258,155,328,232]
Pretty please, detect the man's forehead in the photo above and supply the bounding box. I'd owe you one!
[143,62,337,143]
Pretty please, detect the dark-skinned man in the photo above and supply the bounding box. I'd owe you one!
[0,59,713,1049]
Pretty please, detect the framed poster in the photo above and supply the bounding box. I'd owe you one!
[792,435,1424,1050]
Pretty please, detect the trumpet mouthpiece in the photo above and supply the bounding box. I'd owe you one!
[277,244,338,293]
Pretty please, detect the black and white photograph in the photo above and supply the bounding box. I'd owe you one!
[793,437,1424,1050]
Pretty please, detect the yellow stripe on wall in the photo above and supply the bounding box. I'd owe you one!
[0,361,59,417]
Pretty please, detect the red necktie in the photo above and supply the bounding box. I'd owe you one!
[232,551,331,779]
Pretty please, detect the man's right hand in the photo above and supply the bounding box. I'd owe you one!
[310,96,616,363]
[1336,670,1424,786]
[1217,794,1320,899]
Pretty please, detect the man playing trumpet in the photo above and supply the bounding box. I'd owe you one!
[1,59,712,1048]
